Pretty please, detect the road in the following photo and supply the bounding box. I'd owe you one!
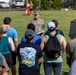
[0,8,25,11]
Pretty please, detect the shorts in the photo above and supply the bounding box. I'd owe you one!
[3,54,12,68]
[0,54,9,72]
[19,69,40,75]
[11,51,16,66]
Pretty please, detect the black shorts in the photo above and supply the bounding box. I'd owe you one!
[19,69,40,75]
[11,51,16,66]
[3,54,12,68]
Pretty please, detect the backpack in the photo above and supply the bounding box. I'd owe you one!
[44,33,61,59]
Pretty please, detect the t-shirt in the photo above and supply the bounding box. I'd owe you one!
[43,34,63,63]
[21,34,42,45]
[17,42,43,73]
[68,60,76,75]
[6,27,18,41]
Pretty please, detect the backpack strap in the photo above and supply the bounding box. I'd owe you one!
[47,33,57,38]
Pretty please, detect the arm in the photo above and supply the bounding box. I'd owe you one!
[66,43,72,67]
[9,37,15,51]
[40,36,46,50]
[38,58,42,64]
[14,38,19,48]
[60,36,67,54]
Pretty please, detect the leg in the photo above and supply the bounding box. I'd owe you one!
[44,63,52,75]
[53,62,62,75]
[11,52,16,75]
[11,65,16,75]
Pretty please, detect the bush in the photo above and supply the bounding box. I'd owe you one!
[51,0,62,10]
[41,0,50,10]
[32,0,39,10]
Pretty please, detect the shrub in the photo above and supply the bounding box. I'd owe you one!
[41,0,50,10]
[51,0,62,10]
[32,0,39,10]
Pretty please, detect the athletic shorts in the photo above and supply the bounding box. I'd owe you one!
[11,51,16,66]
[3,54,12,68]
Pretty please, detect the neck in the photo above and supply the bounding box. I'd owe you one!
[50,31,56,34]
[2,34,6,36]
[3,24,10,29]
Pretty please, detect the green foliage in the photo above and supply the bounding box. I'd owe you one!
[51,0,62,10]
[32,0,39,10]
[41,0,50,10]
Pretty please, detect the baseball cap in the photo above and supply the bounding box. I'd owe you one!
[34,11,39,15]
[25,29,34,39]
[0,54,5,68]
[47,22,56,30]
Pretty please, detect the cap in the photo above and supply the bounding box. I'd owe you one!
[34,11,39,15]
[1,25,8,33]
[47,22,56,30]
[25,29,34,39]
[0,54,5,68]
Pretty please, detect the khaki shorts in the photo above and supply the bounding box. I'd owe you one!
[0,54,9,73]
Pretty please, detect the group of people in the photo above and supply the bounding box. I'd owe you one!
[0,10,76,75]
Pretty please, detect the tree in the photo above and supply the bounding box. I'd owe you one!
[51,0,62,10]
[32,0,39,10]
[41,0,50,10]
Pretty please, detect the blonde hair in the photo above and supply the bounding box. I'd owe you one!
[1,25,8,34]
[0,26,8,41]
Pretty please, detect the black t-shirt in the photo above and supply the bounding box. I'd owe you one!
[17,42,43,73]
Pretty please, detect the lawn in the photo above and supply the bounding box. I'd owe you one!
[0,10,76,75]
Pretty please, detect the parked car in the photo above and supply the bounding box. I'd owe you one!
[0,1,9,8]
[11,0,24,8]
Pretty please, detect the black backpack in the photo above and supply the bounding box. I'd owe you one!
[44,33,61,59]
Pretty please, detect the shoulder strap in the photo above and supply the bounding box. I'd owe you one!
[47,33,57,38]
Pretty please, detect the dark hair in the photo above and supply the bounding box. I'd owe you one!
[27,23,35,31]
[52,19,58,27]
[48,28,56,32]
[4,17,11,24]
[25,36,33,41]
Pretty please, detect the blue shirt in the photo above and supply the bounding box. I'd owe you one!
[21,34,42,45]
[6,27,18,41]
[68,60,76,75]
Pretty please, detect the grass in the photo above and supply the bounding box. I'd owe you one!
[0,10,76,75]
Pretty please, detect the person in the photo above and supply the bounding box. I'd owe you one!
[3,17,18,75]
[68,59,76,75]
[21,23,42,45]
[40,22,66,75]
[30,1,33,11]
[17,29,43,75]
[0,53,9,75]
[0,25,15,69]
[66,37,76,67]
[45,19,64,36]
[30,11,45,36]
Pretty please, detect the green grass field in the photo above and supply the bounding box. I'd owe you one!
[0,10,76,75]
